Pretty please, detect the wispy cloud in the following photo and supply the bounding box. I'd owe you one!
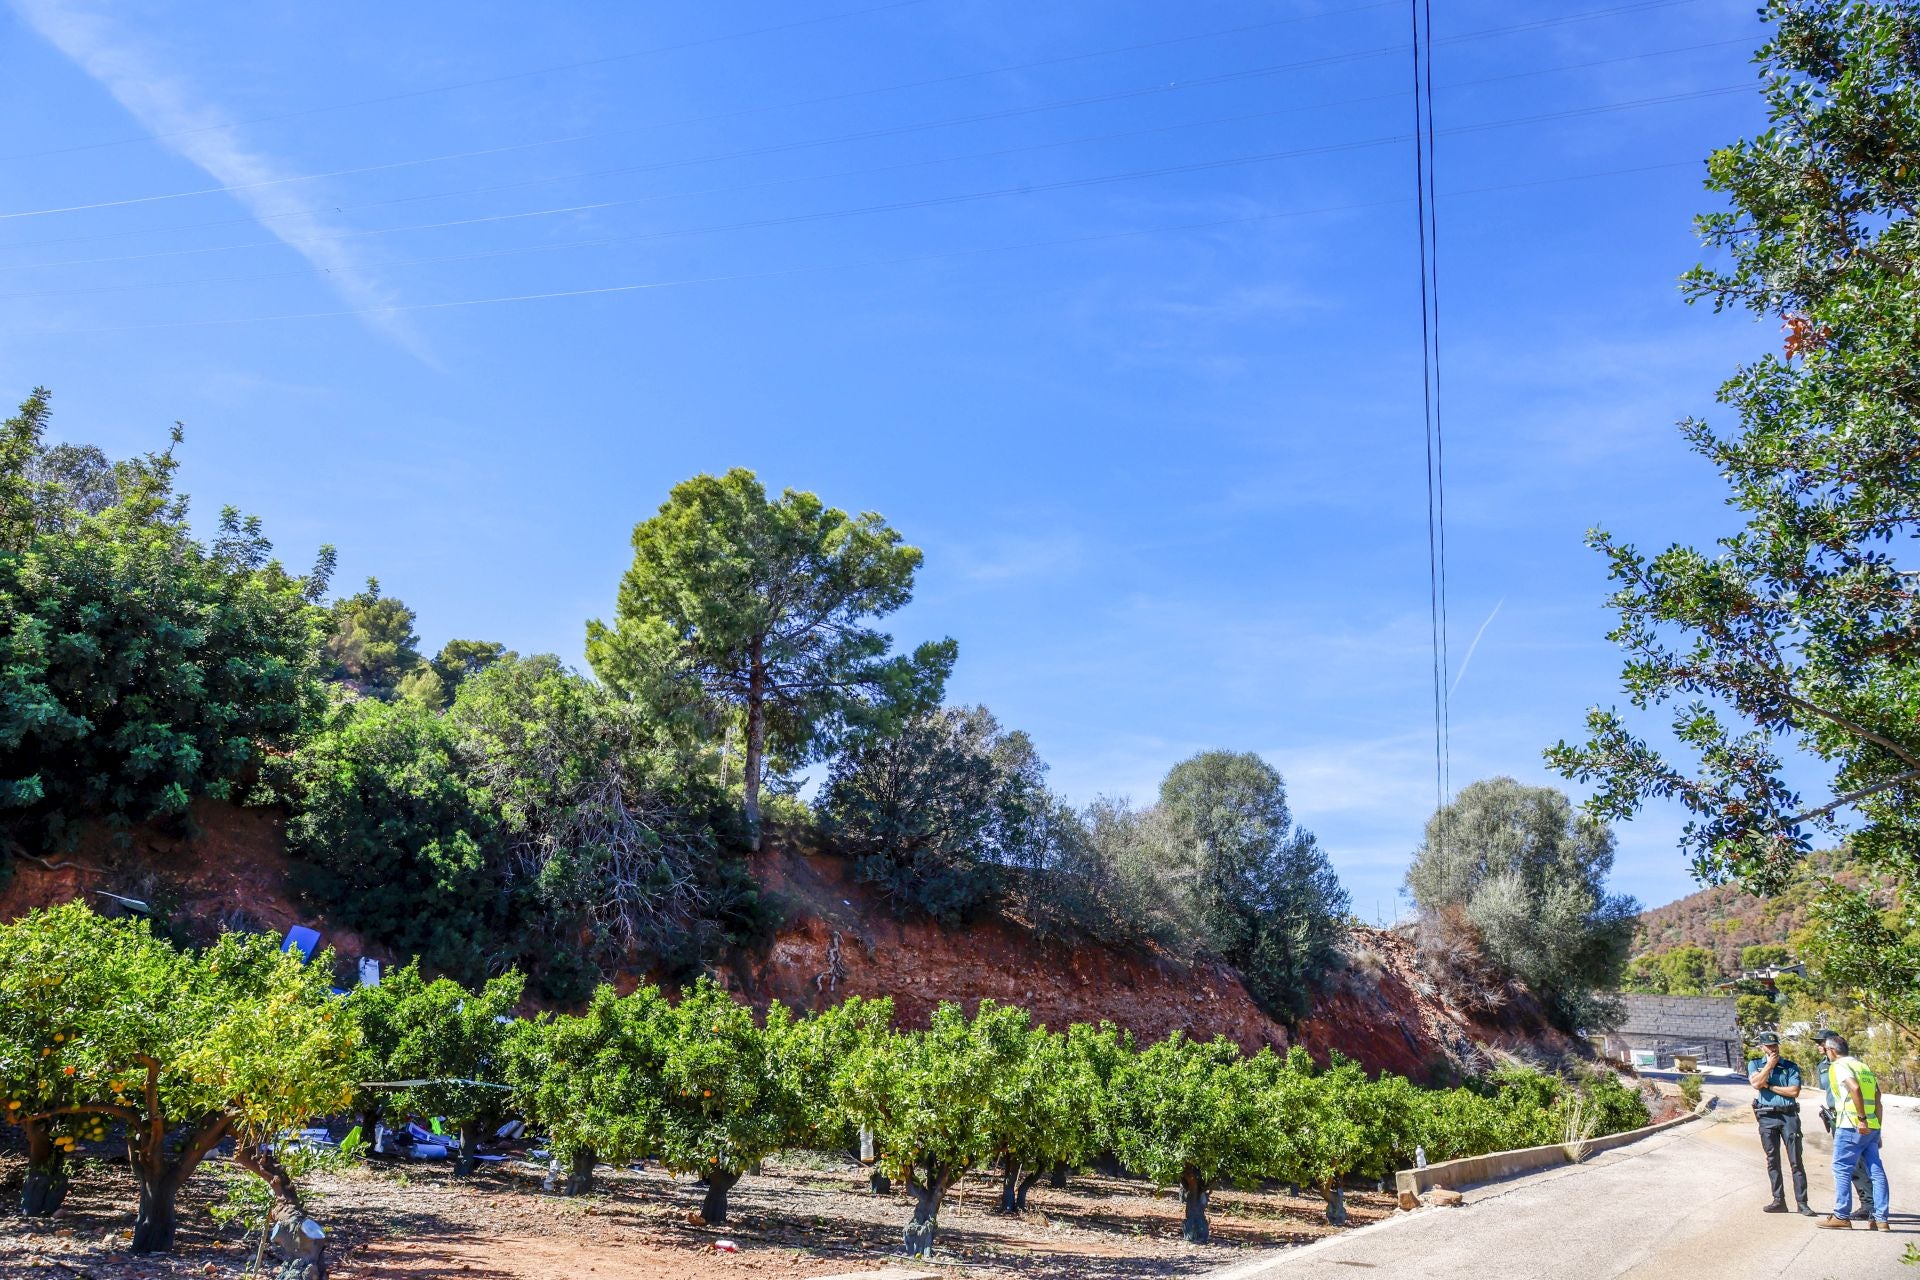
[1450,597,1504,696]
[12,0,421,353]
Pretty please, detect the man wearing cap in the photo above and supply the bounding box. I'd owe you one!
[1749,1031,1815,1215]
[1813,1030,1873,1221]
[1815,1032,1890,1231]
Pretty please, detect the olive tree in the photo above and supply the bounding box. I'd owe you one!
[504,985,668,1195]
[0,904,356,1254]
[1408,778,1635,1029]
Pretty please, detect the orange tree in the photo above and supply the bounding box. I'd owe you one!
[649,979,808,1224]
[346,961,523,1175]
[503,984,668,1195]
[771,993,895,1188]
[834,999,1035,1257]
[1109,1033,1285,1244]
[0,903,355,1254]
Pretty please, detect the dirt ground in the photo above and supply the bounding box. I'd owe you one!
[0,1149,1392,1279]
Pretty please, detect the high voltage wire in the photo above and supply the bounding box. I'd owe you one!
[1411,0,1452,840]
[0,0,1715,224]
[25,157,1703,337]
[0,35,1753,277]
[0,83,1747,304]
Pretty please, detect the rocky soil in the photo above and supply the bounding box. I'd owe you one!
[0,1149,1393,1279]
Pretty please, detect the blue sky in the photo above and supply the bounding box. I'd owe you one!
[1,0,1774,920]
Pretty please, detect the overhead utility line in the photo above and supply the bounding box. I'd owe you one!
[1411,0,1452,837]
[0,0,1717,224]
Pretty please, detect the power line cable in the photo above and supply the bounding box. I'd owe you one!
[0,0,1716,223]
[0,34,1751,275]
[1411,0,1447,847]
[1424,0,1453,810]
[0,84,1748,303]
[19,156,1712,336]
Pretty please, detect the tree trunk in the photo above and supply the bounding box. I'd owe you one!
[453,1120,481,1176]
[235,1143,329,1280]
[744,646,766,848]
[1014,1169,1043,1212]
[20,1122,70,1217]
[565,1151,597,1196]
[869,1168,892,1195]
[700,1168,741,1224]
[998,1160,1022,1214]
[1179,1167,1211,1244]
[131,1166,185,1255]
[1323,1181,1348,1226]
[903,1168,951,1258]
[1049,1160,1068,1189]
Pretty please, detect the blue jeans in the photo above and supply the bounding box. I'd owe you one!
[1833,1127,1890,1222]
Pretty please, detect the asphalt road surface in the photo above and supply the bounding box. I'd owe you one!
[1210,1075,1917,1279]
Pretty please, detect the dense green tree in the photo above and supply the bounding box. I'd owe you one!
[1740,943,1794,970]
[1544,0,1920,1035]
[1159,752,1350,1020]
[504,985,668,1194]
[0,905,355,1254]
[650,980,806,1223]
[983,1020,1125,1213]
[587,468,953,842]
[0,391,323,854]
[348,963,524,1175]
[1109,1032,1280,1243]
[835,999,1034,1257]
[1408,777,1636,1029]
[449,654,730,981]
[1655,945,1724,995]
[433,638,507,696]
[817,704,1043,924]
[323,578,424,696]
[282,698,497,978]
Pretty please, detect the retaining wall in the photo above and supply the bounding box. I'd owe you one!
[1393,1106,1704,1204]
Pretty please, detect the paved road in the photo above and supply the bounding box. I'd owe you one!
[1211,1079,1918,1279]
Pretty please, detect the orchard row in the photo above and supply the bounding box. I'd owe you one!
[0,904,1649,1258]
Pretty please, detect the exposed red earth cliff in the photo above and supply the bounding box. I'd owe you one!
[1,801,1576,1081]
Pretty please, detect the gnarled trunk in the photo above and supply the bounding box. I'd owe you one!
[1323,1181,1348,1226]
[131,1166,186,1255]
[21,1123,70,1217]
[997,1160,1042,1213]
[235,1142,329,1280]
[1179,1167,1211,1244]
[1049,1160,1068,1190]
[869,1168,892,1195]
[565,1151,597,1196]
[903,1166,954,1258]
[700,1168,741,1223]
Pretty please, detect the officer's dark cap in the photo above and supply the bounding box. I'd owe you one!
[1756,1031,1780,1046]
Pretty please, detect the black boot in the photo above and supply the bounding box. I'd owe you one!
[1762,1201,1788,1213]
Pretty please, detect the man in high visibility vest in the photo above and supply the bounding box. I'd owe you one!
[1814,1032,1890,1230]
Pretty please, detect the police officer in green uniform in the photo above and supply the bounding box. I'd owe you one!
[1749,1031,1815,1215]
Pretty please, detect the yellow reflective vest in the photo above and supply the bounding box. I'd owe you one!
[1830,1056,1882,1131]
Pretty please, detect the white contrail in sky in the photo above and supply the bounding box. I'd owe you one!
[1450,597,1504,696]
[11,0,421,353]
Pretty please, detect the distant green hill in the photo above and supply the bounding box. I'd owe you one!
[1633,850,1865,970]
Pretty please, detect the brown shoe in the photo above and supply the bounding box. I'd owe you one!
[1816,1216,1855,1230]
[1869,1220,1889,1232]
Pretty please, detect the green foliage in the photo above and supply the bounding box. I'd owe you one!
[1409,778,1636,1029]
[1740,943,1793,970]
[281,698,496,979]
[1801,882,1920,1045]
[348,962,522,1139]
[0,903,357,1252]
[818,704,1036,924]
[503,985,666,1170]
[432,639,507,697]
[652,981,803,1192]
[1678,1071,1703,1110]
[1158,751,1351,1020]
[587,467,954,836]
[1546,3,1920,1034]
[0,390,321,852]
[323,578,424,697]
